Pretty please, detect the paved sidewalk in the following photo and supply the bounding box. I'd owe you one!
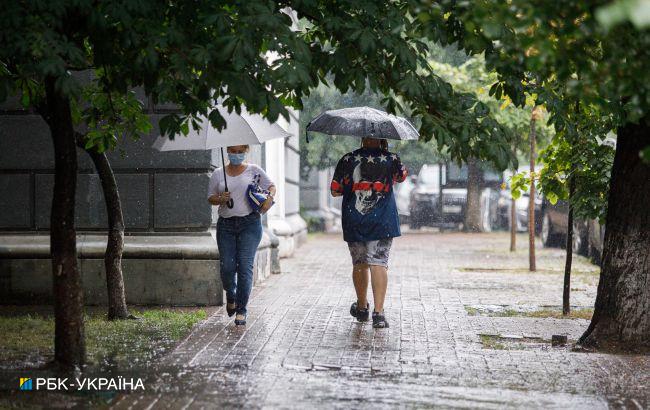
[113,232,649,409]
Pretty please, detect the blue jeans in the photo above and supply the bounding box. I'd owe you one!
[216,213,263,315]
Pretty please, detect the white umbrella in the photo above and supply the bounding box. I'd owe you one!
[153,106,291,208]
[152,106,291,150]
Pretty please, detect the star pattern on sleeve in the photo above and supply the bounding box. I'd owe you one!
[390,153,398,160]
[379,154,387,162]
[354,154,363,162]
[343,154,351,161]
[367,155,375,163]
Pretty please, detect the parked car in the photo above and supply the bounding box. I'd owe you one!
[539,199,591,256]
[540,199,568,247]
[496,167,543,233]
[408,162,500,231]
[586,219,605,265]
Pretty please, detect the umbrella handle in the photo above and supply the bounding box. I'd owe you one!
[220,147,234,208]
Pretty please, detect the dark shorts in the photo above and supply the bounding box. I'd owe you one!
[347,238,393,267]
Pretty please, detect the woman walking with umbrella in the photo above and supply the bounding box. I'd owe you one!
[208,145,276,326]
[307,107,417,328]
[154,106,289,326]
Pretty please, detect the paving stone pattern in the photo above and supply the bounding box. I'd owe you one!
[112,232,649,409]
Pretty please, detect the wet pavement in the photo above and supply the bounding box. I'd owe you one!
[112,232,649,409]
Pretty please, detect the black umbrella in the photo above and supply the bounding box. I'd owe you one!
[306,106,419,141]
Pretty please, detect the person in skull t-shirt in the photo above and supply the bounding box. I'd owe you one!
[330,137,407,328]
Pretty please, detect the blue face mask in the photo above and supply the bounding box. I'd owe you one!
[228,152,246,165]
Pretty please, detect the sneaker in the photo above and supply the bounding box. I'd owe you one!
[226,301,236,317]
[234,313,247,326]
[350,302,370,322]
[372,311,389,328]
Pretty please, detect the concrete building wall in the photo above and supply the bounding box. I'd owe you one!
[0,113,212,233]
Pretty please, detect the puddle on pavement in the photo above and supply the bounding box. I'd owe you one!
[479,334,560,351]
[465,304,593,320]
[456,266,599,275]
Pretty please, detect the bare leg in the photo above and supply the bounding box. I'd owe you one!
[369,265,388,312]
[352,264,369,306]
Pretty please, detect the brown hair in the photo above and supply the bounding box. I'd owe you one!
[361,137,388,150]
[226,145,250,153]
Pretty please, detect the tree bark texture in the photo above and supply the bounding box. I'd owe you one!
[84,146,129,320]
[510,196,517,252]
[563,175,575,316]
[580,119,650,350]
[464,158,482,232]
[510,144,518,252]
[44,77,86,367]
[528,116,537,272]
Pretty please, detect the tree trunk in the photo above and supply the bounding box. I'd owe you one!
[84,147,129,320]
[510,196,517,252]
[464,158,482,232]
[510,144,518,252]
[563,175,575,316]
[528,115,537,272]
[44,77,86,367]
[579,119,650,350]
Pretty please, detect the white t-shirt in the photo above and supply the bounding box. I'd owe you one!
[207,164,274,218]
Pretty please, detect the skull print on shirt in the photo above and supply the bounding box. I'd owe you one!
[352,161,386,215]
[330,147,408,242]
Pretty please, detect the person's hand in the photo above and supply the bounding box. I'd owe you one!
[259,197,274,214]
[219,192,231,205]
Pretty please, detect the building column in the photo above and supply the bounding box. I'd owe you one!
[265,136,293,257]
[264,110,307,258]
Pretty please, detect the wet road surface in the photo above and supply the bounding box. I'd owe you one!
[112,232,649,409]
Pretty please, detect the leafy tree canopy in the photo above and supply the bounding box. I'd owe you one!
[415,0,645,223]
[1,0,516,170]
[427,57,553,163]
[300,51,552,179]
[420,0,649,133]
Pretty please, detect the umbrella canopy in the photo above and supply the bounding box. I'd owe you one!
[306,106,419,141]
[152,105,291,209]
[152,106,291,151]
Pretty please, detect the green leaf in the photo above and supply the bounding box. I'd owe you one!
[208,109,226,130]
[180,120,190,136]
[359,30,376,54]
[474,101,489,116]
[20,92,30,107]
